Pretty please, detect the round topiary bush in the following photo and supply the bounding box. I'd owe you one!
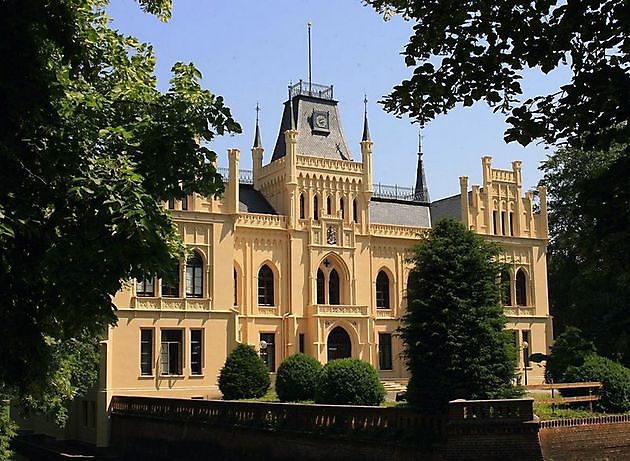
[315,358,385,406]
[218,344,270,400]
[275,353,322,402]
[562,354,630,413]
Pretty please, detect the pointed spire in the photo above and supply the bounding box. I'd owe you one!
[362,94,371,142]
[414,124,430,203]
[253,102,262,148]
[288,84,296,130]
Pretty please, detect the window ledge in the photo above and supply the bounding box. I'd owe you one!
[189,374,205,379]
[159,374,185,378]
[138,375,155,379]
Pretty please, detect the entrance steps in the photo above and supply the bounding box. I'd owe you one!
[380,378,408,393]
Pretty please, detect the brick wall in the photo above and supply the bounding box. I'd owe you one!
[539,415,630,461]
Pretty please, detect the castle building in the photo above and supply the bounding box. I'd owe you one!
[20,81,553,447]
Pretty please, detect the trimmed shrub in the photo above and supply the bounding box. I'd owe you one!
[545,327,596,383]
[563,354,630,413]
[218,344,270,400]
[276,353,322,402]
[315,358,385,406]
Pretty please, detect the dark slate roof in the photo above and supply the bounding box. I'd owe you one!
[370,198,432,227]
[238,184,277,214]
[271,95,353,162]
[430,193,468,225]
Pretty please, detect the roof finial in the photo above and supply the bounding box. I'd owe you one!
[414,123,430,203]
[253,102,262,148]
[362,94,371,142]
[288,83,296,130]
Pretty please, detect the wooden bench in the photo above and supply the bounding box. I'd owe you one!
[526,381,602,411]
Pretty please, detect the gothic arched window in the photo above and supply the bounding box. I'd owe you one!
[376,271,390,308]
[326,196,332,215]
[340,197,345,220]
[185,252,203,298]
[299,193,305,219]
[353,198,358,223]
[313,196,319,220]
[515,268,527,306]
[329,269,340,305]
[317,269,325,304]
[258,264,275,306]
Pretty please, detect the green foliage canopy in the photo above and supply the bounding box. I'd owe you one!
[402,219,518,413]
[0,0,240,419]
[218,344,271,400]
[315,358,385,406]
[364,0,629,152]
[540,146,630,366]
[275,353,322,402]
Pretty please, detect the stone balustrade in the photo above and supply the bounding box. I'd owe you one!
[131,297,212,311]
[309,304,369,316]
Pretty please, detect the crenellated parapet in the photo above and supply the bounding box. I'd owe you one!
[462,157,548,240]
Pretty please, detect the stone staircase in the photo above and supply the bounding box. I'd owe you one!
[380,378,408,394]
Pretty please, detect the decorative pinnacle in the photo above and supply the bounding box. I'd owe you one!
[418,123,424,156]
[253,102,262,148]
[362,94,371,142]
[288,84,296,130]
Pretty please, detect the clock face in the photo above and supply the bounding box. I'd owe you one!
[314,112,328,129]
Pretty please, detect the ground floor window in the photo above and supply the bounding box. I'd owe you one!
[378,333,392,370]
[190,329,203,375]
[299,333,305,353]
[160,329,183,375]
[259,333,275,372]
[140,329,153,375]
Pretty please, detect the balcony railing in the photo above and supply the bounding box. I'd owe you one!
[310,304,369,316]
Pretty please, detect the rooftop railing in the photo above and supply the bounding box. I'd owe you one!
[372,183,418,201]
[290,80,334,100]
[218,167,253,185]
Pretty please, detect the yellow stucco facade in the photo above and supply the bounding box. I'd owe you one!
[19,84,553,447]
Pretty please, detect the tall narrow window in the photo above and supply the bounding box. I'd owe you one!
[353,199,358,223]
[233,268,238,306]
[140,329,153,376]
[299,193,305,219]
[258,264,274,306]
[260,333,275,372]
[316,268,325,304]
[161,261,180,298]
[493,211,499,235]
[378,333,392,370]
[181,195,188,211]
[186,252,203,298]
[160,330,183,375]
[190,329,202,375]
[326,196,332,215]
[167,198,175,210]
[509,212,515,236]
[137,277,155,297]
[376,271,390,308]
[313,196,319,220]
[299,333,305,353]
[501,211,507,235]
[515,268,527,306]
[340,197,345,220]
[329,269,340,305]
[500,271,511,306]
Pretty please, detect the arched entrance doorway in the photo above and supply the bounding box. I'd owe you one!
[327,326,351,361]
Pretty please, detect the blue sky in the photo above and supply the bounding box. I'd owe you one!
[107,0,569,200]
